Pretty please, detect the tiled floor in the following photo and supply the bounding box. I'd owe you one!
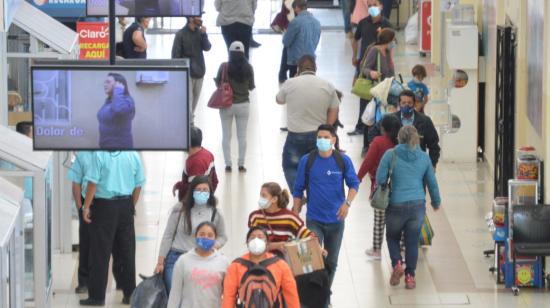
[50,18,550,308]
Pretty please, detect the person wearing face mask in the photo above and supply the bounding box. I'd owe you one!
[222,227,300,308]
[248,182,314,257]
[368,89,441,169]
[155,176,228,293]
[292,124,360,300]
[348,0,393,137]
[276,55,340,191]
[167,221,229,308]
[172,16,212,124]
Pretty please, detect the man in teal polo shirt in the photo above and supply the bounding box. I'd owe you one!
[80,151,145,306]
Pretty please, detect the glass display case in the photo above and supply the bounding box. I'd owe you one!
[0,177,24,308]
[0,126,53,307]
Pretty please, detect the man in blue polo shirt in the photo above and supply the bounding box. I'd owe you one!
[80,151,145,306]
[292,124,359,298]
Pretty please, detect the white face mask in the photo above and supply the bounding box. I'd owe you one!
[247,237,267,255]
[258,197,271,210]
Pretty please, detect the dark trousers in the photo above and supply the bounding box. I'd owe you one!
[88,198,136,300]
[221,22,252,59]
[381,0,393,19]
[279,47,289,83]
[77,199,90,287]
[363,124,371,151]
[354,98,369,132]
[288,65,298,78]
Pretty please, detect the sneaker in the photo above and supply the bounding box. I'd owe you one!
[346,31,354,39]
[238,166,247,172]
[74,285,88,294]
[389,261,405,286]
[122,296,130,305]
[365,248,381,260]
[225,166,232,172]
[280,127,288,132]
[250,39,261,48]
[79,298,105,306]
[405,274,416,289]
[347,129,363,136]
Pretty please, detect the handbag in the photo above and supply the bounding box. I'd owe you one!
[370,149,397,210]
[207,63,233,109]
[419,214,434,246]
[351,50,381,100]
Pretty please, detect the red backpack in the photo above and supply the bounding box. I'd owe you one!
[234,257,285,308]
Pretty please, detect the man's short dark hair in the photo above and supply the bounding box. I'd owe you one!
[292,0,307,10]
[16,121,32,136]
[399,89,416,102]
[317,124,336,137]
[190,126,203,148]
[298,54,316,72]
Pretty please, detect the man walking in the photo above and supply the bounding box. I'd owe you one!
[276,55,340,190]
[292,124,360,300]
[283,0,321,77]
[348,0,392,136]
[172,16,212,124]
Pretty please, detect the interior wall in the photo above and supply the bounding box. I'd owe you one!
[481,0,497,171]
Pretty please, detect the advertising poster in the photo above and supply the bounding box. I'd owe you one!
[77,22,109,60]
[420,0,432,52]
[27,0,86,18]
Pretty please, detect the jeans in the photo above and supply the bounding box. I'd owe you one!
[163,250,184,293]
[189,77,204,124]
[341,0,352,33]
[220,103,250,167]
[385,200,425,276]
[221,22,252,59]
[306,219,345,289]
[282,131,317,190]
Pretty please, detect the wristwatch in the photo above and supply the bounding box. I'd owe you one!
[345,200,352,207]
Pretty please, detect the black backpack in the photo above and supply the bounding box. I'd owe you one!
[304,149,347,197]
[234,256,285,308]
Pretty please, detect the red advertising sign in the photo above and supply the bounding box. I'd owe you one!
[420,0,432,52]
[77,22,109,60]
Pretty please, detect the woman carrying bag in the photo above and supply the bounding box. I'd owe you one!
[214,41,256,172]
[375,126,441,290]
[359,28,397,152]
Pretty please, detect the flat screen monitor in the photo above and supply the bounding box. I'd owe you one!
[31,65,190,151]
[86,0,203,17]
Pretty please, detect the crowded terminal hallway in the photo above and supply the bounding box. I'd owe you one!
[1,0,550,307]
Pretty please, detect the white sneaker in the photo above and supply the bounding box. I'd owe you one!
[365,248,382,260]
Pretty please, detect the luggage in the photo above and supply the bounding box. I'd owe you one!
[130,274,168,308]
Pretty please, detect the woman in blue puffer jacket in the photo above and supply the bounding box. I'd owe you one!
[376,125,441,290]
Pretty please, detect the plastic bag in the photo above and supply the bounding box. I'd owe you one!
[405,12,418,45]
[130,274,168,308]
[361,98,378,126]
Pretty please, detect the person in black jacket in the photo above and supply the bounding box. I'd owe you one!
[368,89,440,168]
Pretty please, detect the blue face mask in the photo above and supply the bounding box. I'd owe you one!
[401,106,414,117]
[193,191,210,205]
[196,237,216,251]
[316,138,332,152]
[368,6,381,17]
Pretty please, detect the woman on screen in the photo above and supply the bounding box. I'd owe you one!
[97,73,136,149]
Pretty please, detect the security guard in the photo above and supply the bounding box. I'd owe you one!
[80,151,145,306]
[67,151,94,294]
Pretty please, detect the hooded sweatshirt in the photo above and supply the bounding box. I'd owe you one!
[376,144,441,208]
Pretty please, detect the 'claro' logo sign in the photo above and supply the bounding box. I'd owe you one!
[79,26,109,39]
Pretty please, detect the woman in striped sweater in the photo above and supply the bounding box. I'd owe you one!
[248,182,313,257]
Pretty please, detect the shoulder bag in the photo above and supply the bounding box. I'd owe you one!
[207,63,233,109]
[351,49,381,101]
[370,149,396,210]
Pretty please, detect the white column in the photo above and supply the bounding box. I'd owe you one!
[0,31,8,126]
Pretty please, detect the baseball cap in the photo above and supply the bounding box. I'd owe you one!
[229,41,245,53]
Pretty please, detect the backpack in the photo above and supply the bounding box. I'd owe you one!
[235,256,285,308]
[304,149,347,197]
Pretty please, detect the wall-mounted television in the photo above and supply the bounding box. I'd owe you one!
[31,65,190,151]
[86,0,203,17]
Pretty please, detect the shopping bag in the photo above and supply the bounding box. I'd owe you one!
[351,77,375,100]
[130,274,168,308]
[360,98,377,126]
[208,63,233,109]
[419,215,434,246]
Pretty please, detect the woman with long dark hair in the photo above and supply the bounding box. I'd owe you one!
[97,73,135,149]
[357,114,401,259]
[155,176,227,292]
[215,41,255,172]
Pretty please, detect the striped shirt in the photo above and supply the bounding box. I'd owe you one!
[248,208,312,244]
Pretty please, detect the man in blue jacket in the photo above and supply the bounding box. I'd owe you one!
[283,0,321,77]
[292,124,360,299]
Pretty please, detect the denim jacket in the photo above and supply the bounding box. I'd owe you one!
[282,11,321,65]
